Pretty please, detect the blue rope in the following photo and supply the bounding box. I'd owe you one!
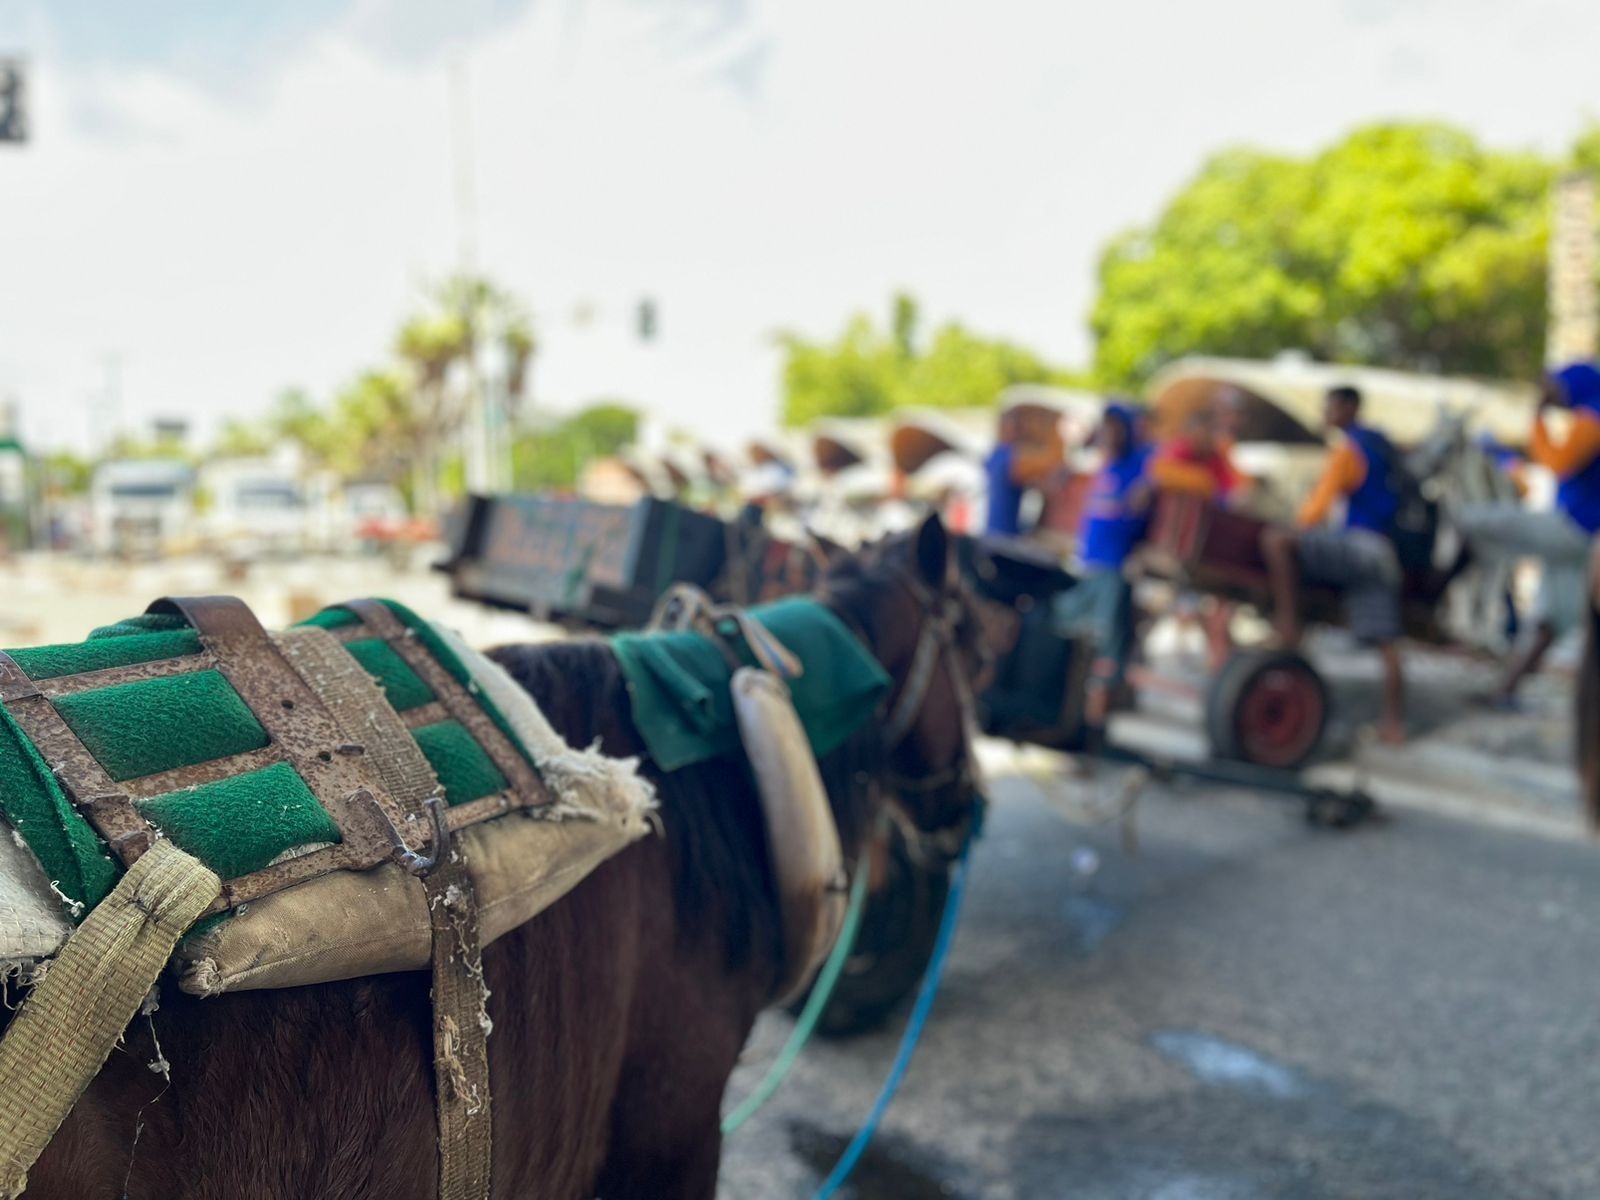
[813,835,975,1200]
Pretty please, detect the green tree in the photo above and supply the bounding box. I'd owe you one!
[213,419,274,459]
[266,388,340,465]
[511,402,639,491]
[1091,122,1558,387]
[777,295,1075,426]
[40,451,91,496]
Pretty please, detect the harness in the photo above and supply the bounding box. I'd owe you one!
[646,573,984,987]
[873,567,988,868]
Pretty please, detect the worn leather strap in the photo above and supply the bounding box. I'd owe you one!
[144,597,409,883]
[321,602,495,1199]
[0,650,153,865]
[340,599,545,807]
[279,627,493,1200]
[426,858,493,1200]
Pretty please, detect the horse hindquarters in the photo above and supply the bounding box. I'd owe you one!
[27,850,651,1200]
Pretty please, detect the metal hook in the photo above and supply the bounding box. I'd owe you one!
[350,788,452,877]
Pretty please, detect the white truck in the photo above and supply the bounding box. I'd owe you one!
[89,459,196,558]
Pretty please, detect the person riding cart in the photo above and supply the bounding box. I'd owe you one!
[1259,385,1408,744]
[1150,395,1252,667]
[1457,361,1600,707]
[984,407,1065,538]
[1148,393,1248,503]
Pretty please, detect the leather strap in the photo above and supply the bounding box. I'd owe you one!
[0,650,153,865]
[144,597,411,870]
[340,599,545,806]
[318,602,495,1199]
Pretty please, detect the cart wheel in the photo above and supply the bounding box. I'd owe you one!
[1207,648,1329,771]
[792,819,950,1038]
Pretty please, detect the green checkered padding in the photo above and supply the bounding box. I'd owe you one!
[0,600,527,921]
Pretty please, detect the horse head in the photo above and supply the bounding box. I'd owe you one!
[817,513,988,861]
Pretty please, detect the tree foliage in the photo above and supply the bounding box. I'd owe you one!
[777,293,1077,426]
[1090,122,1576,387]
[206,276,542,514]
[511,402,639,492]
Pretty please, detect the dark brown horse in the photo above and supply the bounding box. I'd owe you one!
[22,514,982,1199]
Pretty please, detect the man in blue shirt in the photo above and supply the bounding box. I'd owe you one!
[984,408,1063,538]
[1051,401,1151,728]
[1458,361,1600,705]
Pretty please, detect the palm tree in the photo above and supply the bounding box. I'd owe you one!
[396,276,537,502]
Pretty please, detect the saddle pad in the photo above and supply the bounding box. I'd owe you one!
[609,597,890,772]
[177,627,655,994]
[0,599,655,986]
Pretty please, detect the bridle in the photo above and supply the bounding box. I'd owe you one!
[873,565,988,866]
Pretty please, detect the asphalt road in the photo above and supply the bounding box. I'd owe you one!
[717,768,1600,1200]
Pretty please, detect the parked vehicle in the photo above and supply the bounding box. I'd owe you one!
[89,459,196,558]
[199,456,308,558]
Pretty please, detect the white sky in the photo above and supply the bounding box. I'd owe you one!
[1,0,1598,456]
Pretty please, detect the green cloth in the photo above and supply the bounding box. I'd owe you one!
[344,638,435,713]
[0,705,121,916]
[413,720,508,807]
[52,670,270,783]
[88,613,191,639]
[139,762,342,880]
[7,628,203,681]
[610,597,890,772]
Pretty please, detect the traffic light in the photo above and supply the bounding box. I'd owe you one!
[0,59,27,145]
[637,298,657,343]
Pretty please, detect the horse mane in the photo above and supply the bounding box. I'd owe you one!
[488,630,882,976]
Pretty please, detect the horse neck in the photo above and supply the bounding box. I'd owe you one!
[489,638,865,983]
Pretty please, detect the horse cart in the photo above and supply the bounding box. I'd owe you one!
[1134,490,1456,776]
[440,492,1090,1033]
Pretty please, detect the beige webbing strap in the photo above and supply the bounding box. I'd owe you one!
[426,865,492,1200]
[276,626,493,1200]
[0,840,221,1199]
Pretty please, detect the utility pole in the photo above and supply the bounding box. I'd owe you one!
[1547,172,1597,367]
[449,55,479,278]
[449,54,507,496]
[92,353,124,459]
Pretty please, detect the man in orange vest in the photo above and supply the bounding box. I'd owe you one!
[1458,362,1600,706]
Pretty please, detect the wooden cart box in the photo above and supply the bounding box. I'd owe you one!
[442,494,728,629]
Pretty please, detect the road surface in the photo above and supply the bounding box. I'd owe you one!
[718,768,1600,1199]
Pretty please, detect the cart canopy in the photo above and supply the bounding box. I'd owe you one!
[1147,355,1537,448]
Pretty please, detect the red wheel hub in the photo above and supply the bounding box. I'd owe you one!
[1236,666,1323,768]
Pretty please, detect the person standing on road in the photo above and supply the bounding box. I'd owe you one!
[984,407,1064,538]
[1458,361,1600,707]
[1260,385,1407,744]
[1052,401,1152,729]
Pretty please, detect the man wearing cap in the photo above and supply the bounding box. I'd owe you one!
[1458,361,1600,706]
